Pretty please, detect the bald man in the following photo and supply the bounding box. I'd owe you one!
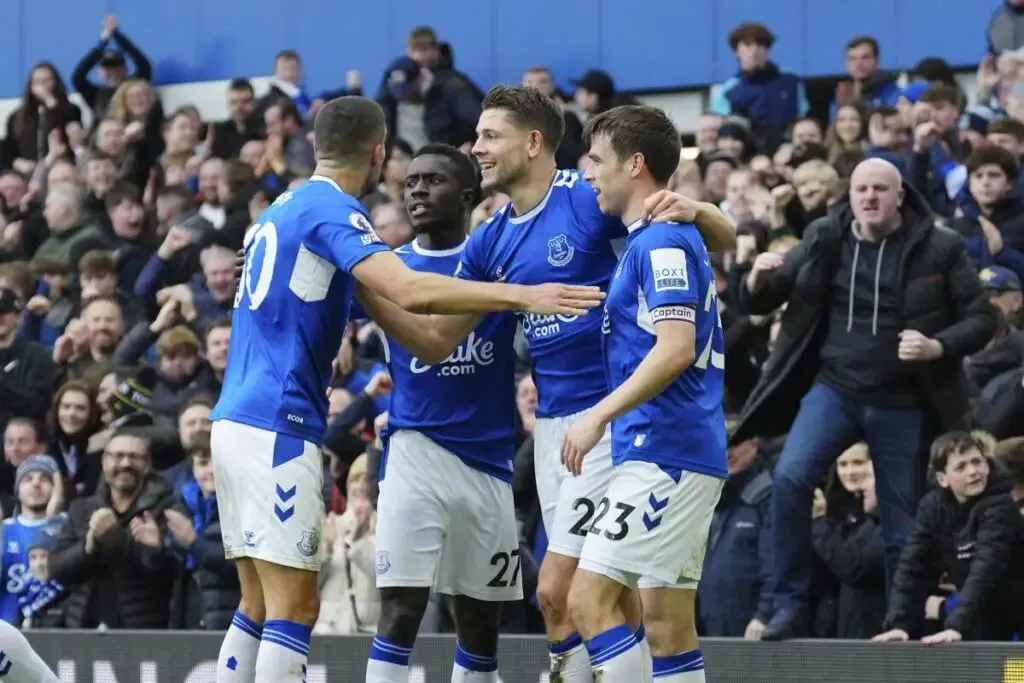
[731,158,997,641]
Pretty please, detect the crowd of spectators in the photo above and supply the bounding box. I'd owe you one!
[2,7,1024,650]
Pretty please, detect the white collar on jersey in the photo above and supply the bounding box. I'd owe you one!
[309,175,344,193]
[508,179,556,225]
[411,238,467,257]
[626,218,648,234]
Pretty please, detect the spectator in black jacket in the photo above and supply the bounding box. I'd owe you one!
[48,426,177,628]
[875,432,1024,642]
[71,14,152,131]
[698,421,774,639]
[812,458,886,639]
[733,158,997,640]
[0,288,61,442]
[132,436,239,630]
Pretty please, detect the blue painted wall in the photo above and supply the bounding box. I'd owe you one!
[0,0,997,99]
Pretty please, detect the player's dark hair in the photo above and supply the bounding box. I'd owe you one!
[414,143,482,205]
[583,105,681,185]
[313,97,387,169]
[482,85,565,153]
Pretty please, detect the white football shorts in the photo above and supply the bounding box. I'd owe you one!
[374,429,523,601]
[533,409,616,559]
[211,419,325,572]
[578,460,724,588]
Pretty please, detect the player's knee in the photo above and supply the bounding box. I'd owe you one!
[641,588,698,656]
[536,555,574,618]
[378,587,431,647]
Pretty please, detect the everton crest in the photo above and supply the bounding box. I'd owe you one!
[296,530,319,557]
[547,234,575,267]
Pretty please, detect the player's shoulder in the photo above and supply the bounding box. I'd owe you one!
[469,203,510,244]
[633,221,701,251]
[0,518,14,529]
[289,178,370,229]
[549,169,598,213]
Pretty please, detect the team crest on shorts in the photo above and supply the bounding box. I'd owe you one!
[376,550,391,575]
[296,531,320,557]
[547,234,575,267]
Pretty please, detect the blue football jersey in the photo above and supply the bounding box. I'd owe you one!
[210,176,391,444]
[457,169,623,418]
[378,239,518,482]
[603,220,727,479]
[0,514,66,624]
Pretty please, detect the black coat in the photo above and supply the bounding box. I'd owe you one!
[166,496,240,631]
[883,464,1024,639]
[49,474,177,629]
[731,183,997,445]
[812,513,887,639]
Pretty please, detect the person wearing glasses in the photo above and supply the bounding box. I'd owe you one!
[48,426,177,629]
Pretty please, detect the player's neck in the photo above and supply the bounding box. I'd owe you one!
[416,225,466,251]
[508,162,557,218]
[312,163,368,198]
[623,180,667,226]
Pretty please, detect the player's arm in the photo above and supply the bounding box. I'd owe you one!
[563,236,701,472]
[355,284,480,365]
[642,193,737,252]
[591,316,695,428]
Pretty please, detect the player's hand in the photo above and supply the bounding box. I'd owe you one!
[129,511,161,548]
[89,508,119,541]
[364,371,393,398]
[898,329,943,362]
[164,509,197,546]
[519,283,605,317]
[642,190,699,223]
[101,13,118,39]
[560,413,606,477]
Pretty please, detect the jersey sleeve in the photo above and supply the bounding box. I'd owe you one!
[636,228,700,324]
[456,223,492,282]
[306,209,391,274]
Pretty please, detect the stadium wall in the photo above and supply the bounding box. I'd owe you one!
[0,1,995,98]
[22,630,1024,683]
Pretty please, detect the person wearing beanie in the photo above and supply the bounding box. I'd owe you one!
[0,455,67,626]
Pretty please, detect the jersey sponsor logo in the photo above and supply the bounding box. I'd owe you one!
[409,331,495,376]
[650,247,689,292]
[547,234,575,267]
[5,563,30,594]
[519,311,581,339]
[651,305,696,323]
[601,309,611,335]
[296,530,319,557]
